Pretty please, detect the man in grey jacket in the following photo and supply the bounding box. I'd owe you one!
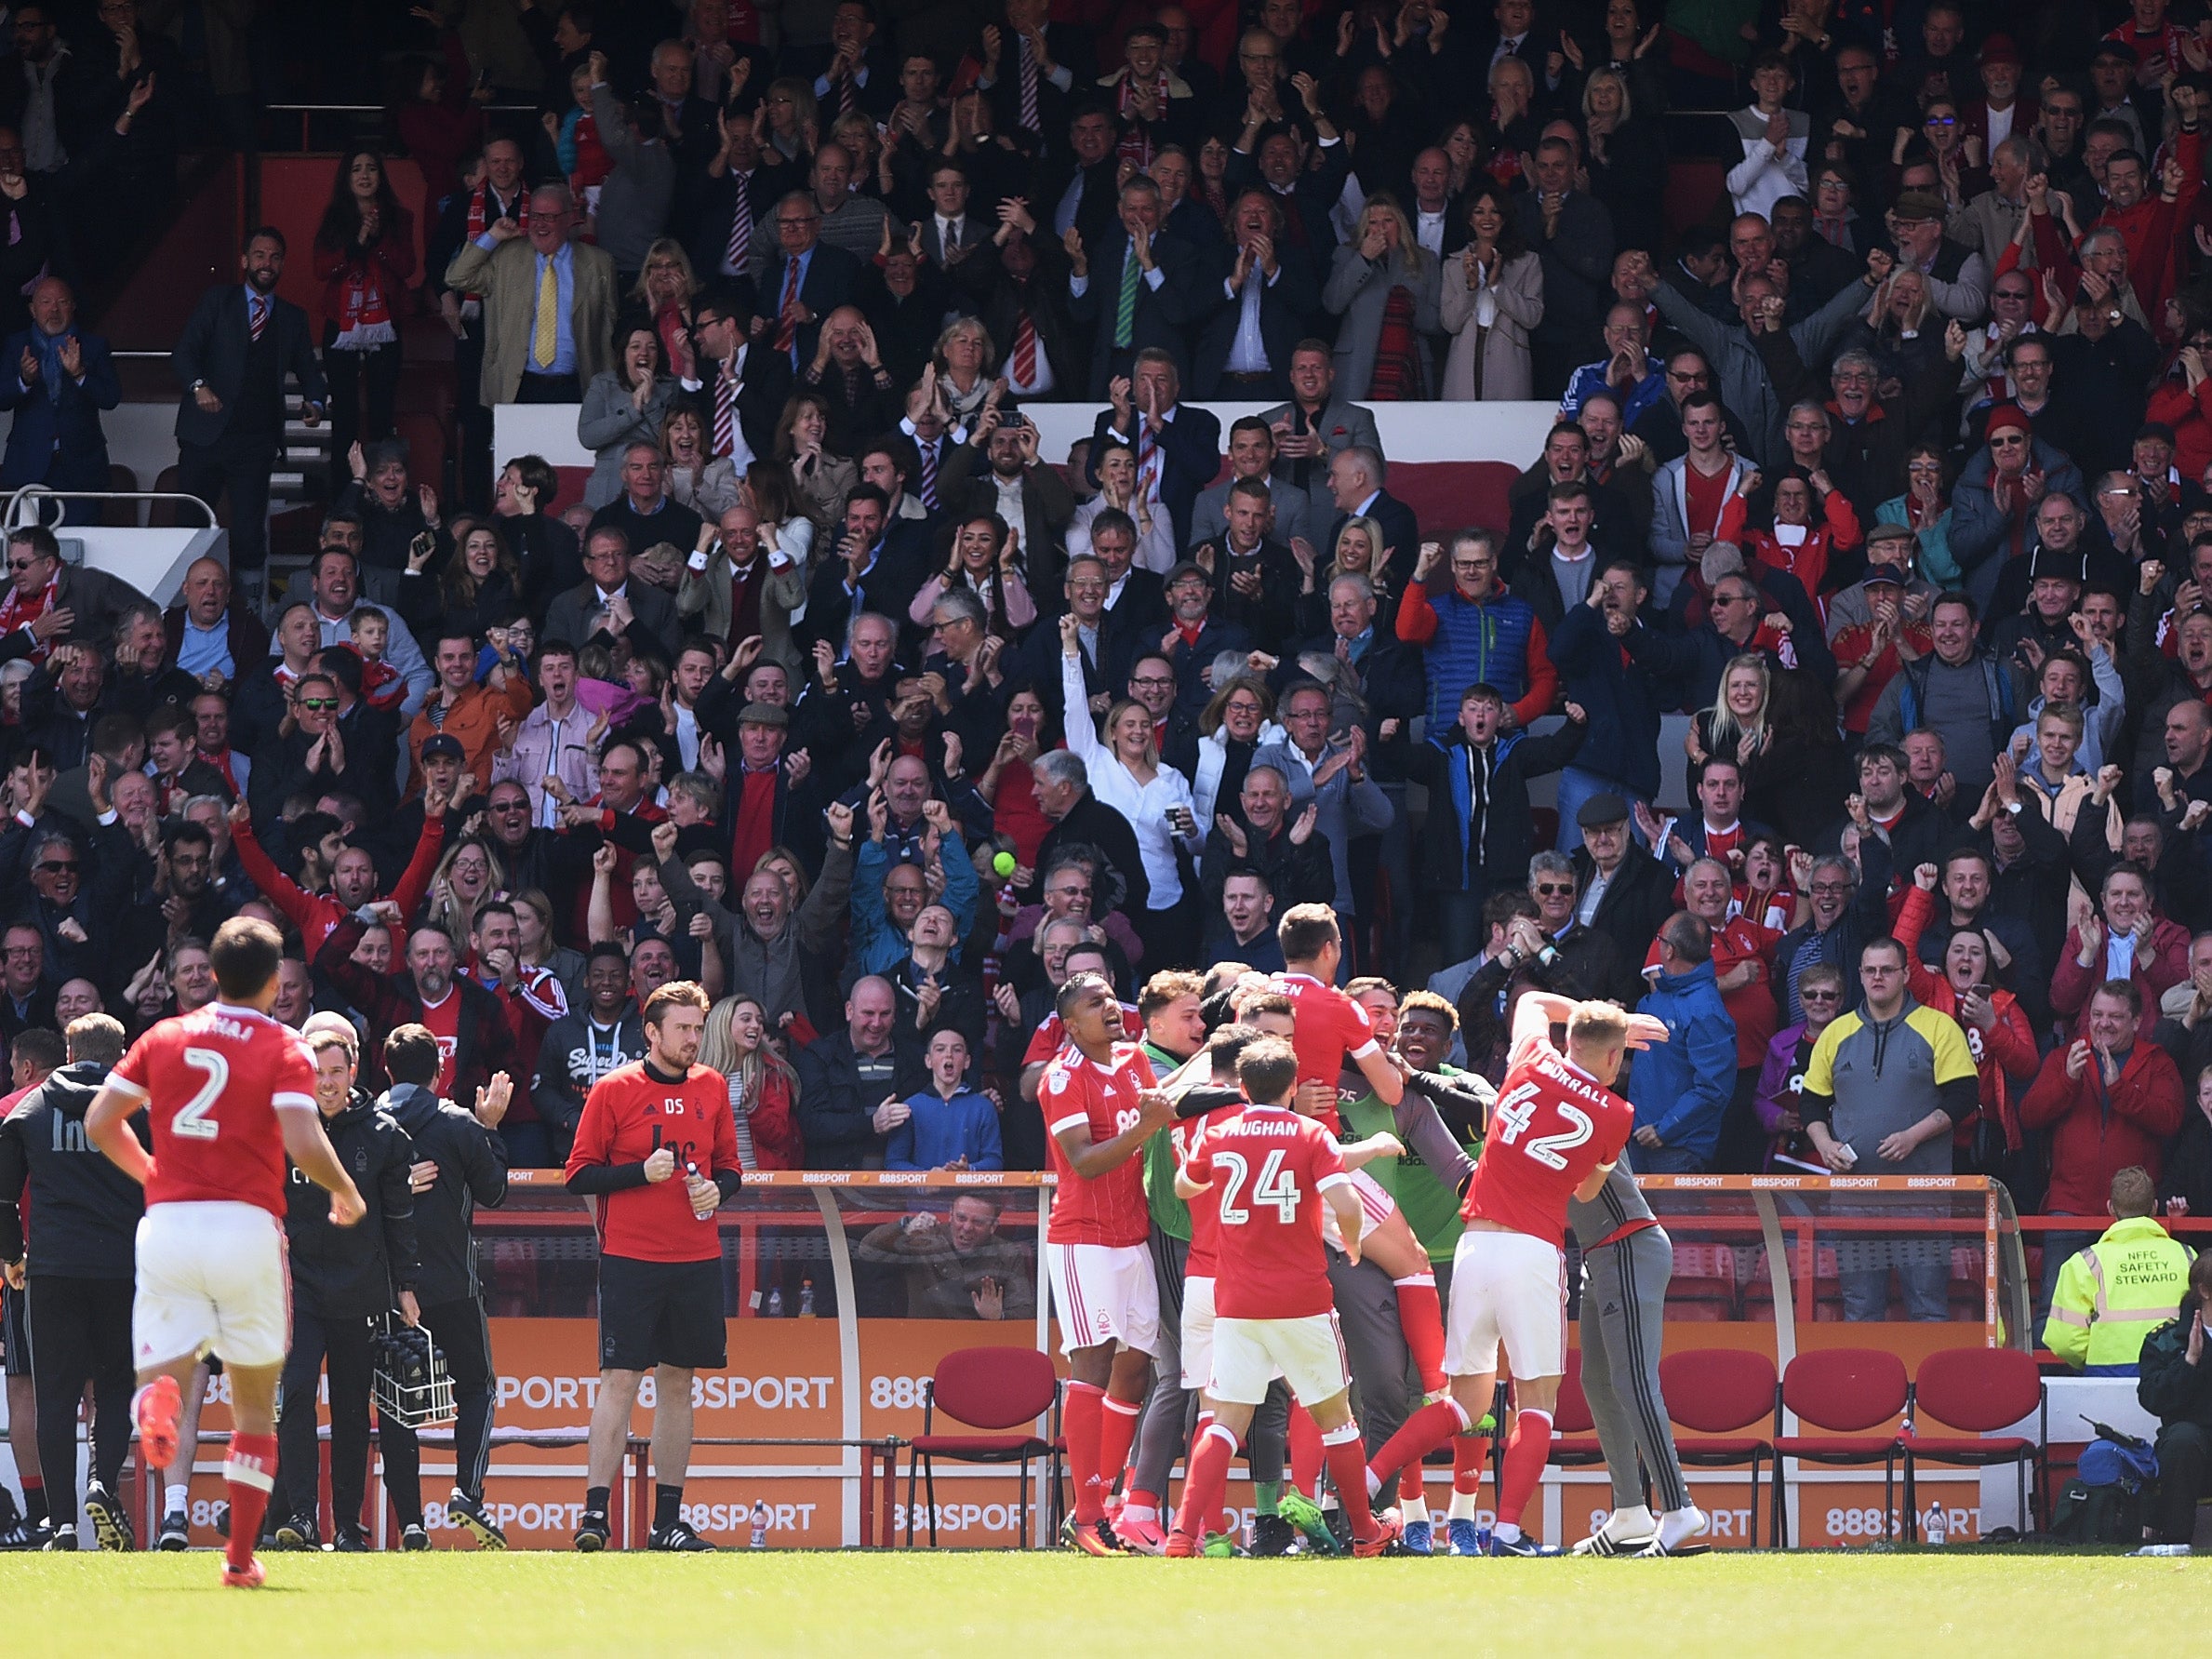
[1251,678,1392,923]
[1649,252,1877,467]
[588,74,674,284]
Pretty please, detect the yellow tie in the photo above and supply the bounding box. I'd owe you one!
[532,254,558,369]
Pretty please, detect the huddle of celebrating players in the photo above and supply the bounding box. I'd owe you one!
[1042,901,1708,1558]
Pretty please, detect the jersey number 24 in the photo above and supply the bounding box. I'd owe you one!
[1216,1149,1299,1225]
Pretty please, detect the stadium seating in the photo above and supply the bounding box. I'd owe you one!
[1659,1348,1779,1547]
[904,1347,1061,1549]
[1768,1348,1908,1547]
[1899,1347,2046,1543]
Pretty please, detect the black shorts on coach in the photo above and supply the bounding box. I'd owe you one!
[597,1255,726,1371]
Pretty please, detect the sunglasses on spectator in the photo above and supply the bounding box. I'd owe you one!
[35,860,77,875]
[297,697,340,711]
[1800,988,1842,1003]
[1533,882,1574,895]
[1990,435,2028,448]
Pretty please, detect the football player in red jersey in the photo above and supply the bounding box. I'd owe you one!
[1273,906,1450,1407]
[1042,971,1178,1554]
[565,981,741,1553]
[1166,1036,1403,1558]
[1360,991,1662,1556]
[83,916,366,1590]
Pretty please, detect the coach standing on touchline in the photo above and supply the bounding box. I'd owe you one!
[566,981,740,1553]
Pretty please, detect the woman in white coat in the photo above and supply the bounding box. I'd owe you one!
[1440,183,1544,400]
[1060,615,1205,966]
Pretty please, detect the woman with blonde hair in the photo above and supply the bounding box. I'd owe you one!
[425,836,507,944]
[1324,195,1442,399]
[1060,618,1204,963]
[512,887,586,1009]
[932,317,996,422]
[698,995,804,1171]
[1688,652,1771,769]
[1171,674,1285,833]
[631,238,700,367]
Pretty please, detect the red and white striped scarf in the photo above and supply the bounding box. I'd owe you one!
[0,571,59,662]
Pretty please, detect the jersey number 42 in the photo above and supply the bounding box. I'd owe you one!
[1216,1149,1299,1225]
[1490,1080,1592,1171]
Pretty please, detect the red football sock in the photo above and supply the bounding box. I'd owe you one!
[1392,1275,1446,1392]
[223,1431,279,1572]
[1497,1409,1553,1528]
[1322,1424,1379,1541]
[1362,1396,1470,1497]
[1065,1383,1106,1524]
[1287,1400,1324,1498]
[1099,1393,1141,1500]
[1170,1422,1238,1543]
[1399,1464,1425,1503]
[1453,1432,1492,1494]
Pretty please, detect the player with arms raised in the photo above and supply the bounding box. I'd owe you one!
[1271,904,1449,1404]
[1166,1035,1403,1557]
[82,916,365,1588]
[1042,970,1178,1553]
[1360,991,1657,1555]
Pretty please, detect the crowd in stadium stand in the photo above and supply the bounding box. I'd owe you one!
[0,0,2208,1555]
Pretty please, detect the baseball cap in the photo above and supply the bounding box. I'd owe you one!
[420,733,464,763]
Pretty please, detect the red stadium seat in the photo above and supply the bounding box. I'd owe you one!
[1899,1347,2045,1541]
[904,1346,1060,1548]
[1769,1347,1907,1546]
[1659,1348,1778,1547]
[1547,1349,1606,1468]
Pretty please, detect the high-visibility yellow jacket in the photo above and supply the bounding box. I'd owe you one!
[2041,1215,2196,1373]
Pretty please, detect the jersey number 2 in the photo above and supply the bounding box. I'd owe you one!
[1215,1149,1299,1225]
[1491,1080,1592,1171]
[173,1048,229,1142]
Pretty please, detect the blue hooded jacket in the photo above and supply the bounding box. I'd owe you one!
[1626,959,1738,1163]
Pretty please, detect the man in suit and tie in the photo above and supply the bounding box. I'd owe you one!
[1085,348,1219,551]
[1069,176,1201,396]
[956,206,1083,399]
[0,277,117,522]
[753,190,864,372]
[1261,341,1381,542]
[1193,191,1319,400]
[1327,445,1419,574]
[172,226,326,588]
[981,0,1089,154]
[678,287,793,471]
[681,105,799,313]
[1189,416,1313,551]
[919,158,987,271]
[442,182,618,405]
[800,0,900,124]
[543,525,683,661]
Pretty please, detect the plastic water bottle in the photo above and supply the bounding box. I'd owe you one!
[1924,1505,1947,1547]
[765,1286,783,1317]
[749,1500,769,1548]
[798,1278,816,1318]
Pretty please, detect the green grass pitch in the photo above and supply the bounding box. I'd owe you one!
[0,1550,2201,1655]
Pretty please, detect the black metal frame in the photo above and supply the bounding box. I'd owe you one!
[904,1371,1063,1549]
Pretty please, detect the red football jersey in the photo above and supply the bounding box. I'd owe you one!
[1270,971,1382,1133]
[1169,1099,1248,1278]
[1041,1042,1157,1247]
[1022,1002,1139,1068]
[105,1003,319,1219]
[1460,1042,1634,1247]
[1182,1104,1349,1319]
[566,1061,740,1263]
